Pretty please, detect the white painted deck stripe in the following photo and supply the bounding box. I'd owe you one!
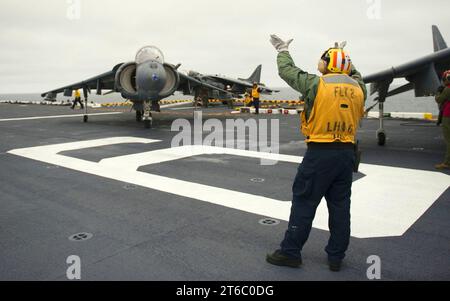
[0,112,122,122]
[8,137,450,239]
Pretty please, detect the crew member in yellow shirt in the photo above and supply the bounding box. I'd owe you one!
[71,89,84,109]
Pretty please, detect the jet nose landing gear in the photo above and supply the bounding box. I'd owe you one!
[142,100,152,129]
[144,118,152,129]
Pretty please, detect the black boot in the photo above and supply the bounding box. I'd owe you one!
[266,250,302,268]
[328,260,342,272]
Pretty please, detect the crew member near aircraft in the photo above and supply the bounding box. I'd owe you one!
[244,92,252,107]
[267,35,367,272]
[252,83,262,114]
[435,70,450,170]
[71,89,84,110]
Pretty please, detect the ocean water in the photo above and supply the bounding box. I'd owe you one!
[0,87,439,115]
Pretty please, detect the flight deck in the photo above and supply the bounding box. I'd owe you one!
[0,103,449,281]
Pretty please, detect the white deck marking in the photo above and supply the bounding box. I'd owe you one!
[0,101,190,122]
[8,137,450,239]
[160,102,193,109]
[167,107,196,111]
[0,112,122,122]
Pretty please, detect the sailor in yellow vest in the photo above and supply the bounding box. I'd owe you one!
[267,35,367,272]
[252,83,262,114]
[244,92,252,107]
[71,89,84,110]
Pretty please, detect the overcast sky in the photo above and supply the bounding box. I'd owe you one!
[0,0,449,93]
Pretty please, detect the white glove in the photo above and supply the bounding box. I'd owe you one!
[333,41,347,49]
[270,34,293,53]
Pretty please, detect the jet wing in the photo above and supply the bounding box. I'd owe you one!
[364,49,450,98]
[206,75,279,94]
[177,72,232,95]
[41,63,124,99]
[258,85,280,94]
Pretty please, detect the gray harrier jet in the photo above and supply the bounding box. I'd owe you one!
[185,64,278,106]
[42,46,277,128]
[364,25,450,145]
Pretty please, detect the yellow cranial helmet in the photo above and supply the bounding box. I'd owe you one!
[320,42,352,75]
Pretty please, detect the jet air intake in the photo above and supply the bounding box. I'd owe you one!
[115,62,138,100]
[115,46,179,101]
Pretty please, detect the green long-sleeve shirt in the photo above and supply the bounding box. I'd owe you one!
[277,51,367,120]
[436,86,450,107]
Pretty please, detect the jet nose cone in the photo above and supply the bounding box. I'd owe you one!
[136,60,167,100]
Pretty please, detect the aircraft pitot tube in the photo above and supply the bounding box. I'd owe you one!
[114,46,179,101]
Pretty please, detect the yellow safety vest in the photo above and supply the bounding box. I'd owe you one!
[74,90,81,98]
[301,74,365,144]
[252,87,260,98]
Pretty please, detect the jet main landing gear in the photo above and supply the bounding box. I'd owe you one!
[377,129,386,146]
[136,110,143,122]
[373,80,391,146]
[82,87,89,123]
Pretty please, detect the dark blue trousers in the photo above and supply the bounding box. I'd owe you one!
[280,147,355,263]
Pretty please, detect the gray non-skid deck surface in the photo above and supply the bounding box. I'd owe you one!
[0,103,449,280]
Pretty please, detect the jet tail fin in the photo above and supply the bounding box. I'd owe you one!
[432,25,447,52]
[240,65,262,84]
